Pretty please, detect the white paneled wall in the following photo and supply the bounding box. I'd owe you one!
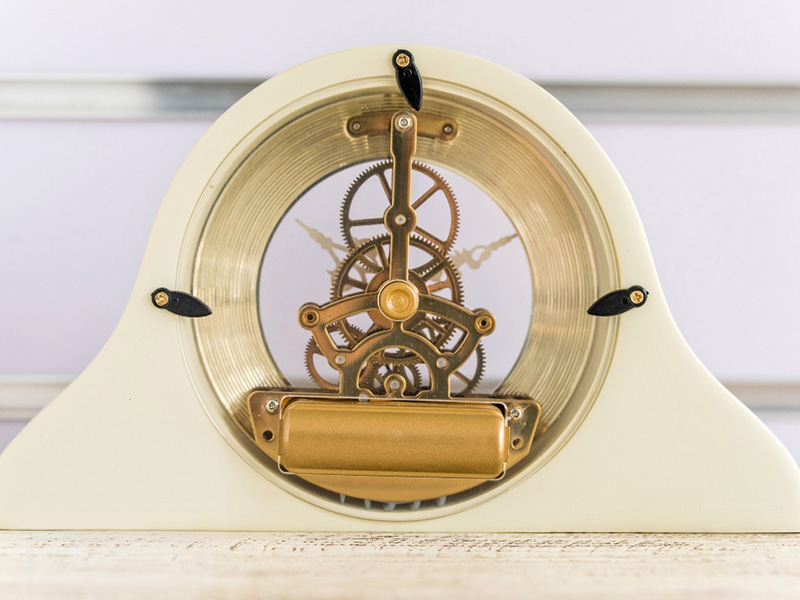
[0,121,209,374]
[589,121,800,382]
[2,1,800,80]
[1,1,799,388]
[2,119,798,382]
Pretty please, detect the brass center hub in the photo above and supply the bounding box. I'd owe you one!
[377,279,420,321]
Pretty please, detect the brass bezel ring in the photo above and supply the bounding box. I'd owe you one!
[181,47,619,521]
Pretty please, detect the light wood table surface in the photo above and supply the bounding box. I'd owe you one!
[1,532,799,599]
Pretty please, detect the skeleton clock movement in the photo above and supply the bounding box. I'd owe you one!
[1,46,798,531]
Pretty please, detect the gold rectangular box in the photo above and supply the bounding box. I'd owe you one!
[279,400,509,479]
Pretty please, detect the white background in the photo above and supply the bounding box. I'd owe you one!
[0,0,799,384]
[2,1,800,80]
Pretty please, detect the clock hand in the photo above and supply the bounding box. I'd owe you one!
[451,233,519,271]
[392,49,422,111]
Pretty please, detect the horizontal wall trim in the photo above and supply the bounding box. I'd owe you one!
[0,377,797,421]
[1,78,800,121]
[0,377,72,420]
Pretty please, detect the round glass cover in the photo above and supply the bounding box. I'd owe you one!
[191,76,617,519]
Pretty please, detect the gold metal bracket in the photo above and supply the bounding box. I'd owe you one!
[347,111,457,141]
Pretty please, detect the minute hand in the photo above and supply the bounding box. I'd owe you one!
[385,111,418,282]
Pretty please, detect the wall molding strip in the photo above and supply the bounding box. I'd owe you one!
[0,377,797,421]
[1,78,800,121]
[0,377,72,420]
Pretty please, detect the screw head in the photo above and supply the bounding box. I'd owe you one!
[509,406,523,420]
[395,53,410,68]
[630,290,645,305]
[266,400,279,414]
[358,393,369,402]
[396,115,412,130]
[436,357,448,369]
[335,354,346,365]
[350,120,361,132]
[442,124,454,135]
[298,306,320,328]
[475,313,494,334]
[154,291,169,306]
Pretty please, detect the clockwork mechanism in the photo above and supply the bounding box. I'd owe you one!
[307,158,476,398]
[189,48,618,518]
[2,45,794,533]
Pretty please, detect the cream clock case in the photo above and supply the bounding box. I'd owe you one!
[1,46,798,531]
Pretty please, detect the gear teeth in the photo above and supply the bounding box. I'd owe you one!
[471,343,486,392]
[340,161,394,251]
[328,253,350,302]
[365,355,425,397]
[341,160,460,254]
[328,232,469,355]
[304,338,339,391]
[412,161,460,251]
[329,234,391,301]
[328,235,382,298]
[324,213,479,396]
[409,234,465,305]
[407,362,424,395]
[451,343,486,397]
[349,233,392,273]
[303,338,316,382]
[332,320,366,348]
[454,264,465,304]
[357,358,380,393]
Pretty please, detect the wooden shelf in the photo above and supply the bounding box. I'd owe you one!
[1,532,799,598]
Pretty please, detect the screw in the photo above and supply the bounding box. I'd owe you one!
[299,306,320,328]
[395,214,407,225]
[350,120,362,132]
[442,123,454,135]
[266,400,279,414]
[359,392,369,402]
[630,289,645,305]
[475,314,494,334]
[509,406,522,420]
[396,115,412,130]
[395,53,410,68]
[436,357,448,369]
[335,354,346,365]
[154,291,169,306]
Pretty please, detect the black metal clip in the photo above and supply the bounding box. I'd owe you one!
[587,285,648,317]
[392,49,422,111]
[151,288,211,318]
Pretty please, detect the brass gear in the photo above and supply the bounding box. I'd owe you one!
[306,335,426,394]
[304,321,368,391]
[304,338,338,391]
[340,161,460,256]
[449,343,486,396]
[329,234,464,350]
[360,358,424,396]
